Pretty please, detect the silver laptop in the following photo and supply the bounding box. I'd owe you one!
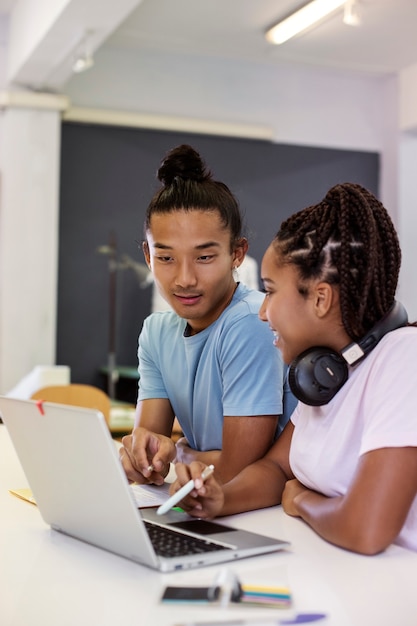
[0,396,289,571]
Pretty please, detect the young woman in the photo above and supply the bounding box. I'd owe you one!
[172,182,417,555]
[120,144,294,486]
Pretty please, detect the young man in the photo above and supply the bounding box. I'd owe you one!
[120,145,294,485]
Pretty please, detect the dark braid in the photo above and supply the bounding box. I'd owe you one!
[273,183,401,340]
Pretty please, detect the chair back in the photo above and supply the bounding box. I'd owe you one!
[31,384,111,426]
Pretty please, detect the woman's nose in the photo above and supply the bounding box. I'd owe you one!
[258,295,268,321]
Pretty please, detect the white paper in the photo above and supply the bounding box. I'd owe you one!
[129,481,171,508]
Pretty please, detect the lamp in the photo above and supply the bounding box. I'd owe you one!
[265,0,347,45]
[97,236,151,399]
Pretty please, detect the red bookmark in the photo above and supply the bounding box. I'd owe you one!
[35,400,45,415]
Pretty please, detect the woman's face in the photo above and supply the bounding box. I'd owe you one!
[259,244,323,364]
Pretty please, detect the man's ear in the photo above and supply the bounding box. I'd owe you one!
[314,282,336,318]
[232,237,249,268]
[142,241,151,268]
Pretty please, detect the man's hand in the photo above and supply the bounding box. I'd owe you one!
[170,462,225,519]
[120,426,176,485]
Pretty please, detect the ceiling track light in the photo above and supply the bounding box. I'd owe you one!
[265,0,347,45]
[72,54,94,73]
[72,31,95,74]
[343,0,361,26]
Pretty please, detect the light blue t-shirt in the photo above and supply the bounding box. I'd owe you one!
[137,283,294,451]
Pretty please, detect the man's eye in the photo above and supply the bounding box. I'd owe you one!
[198,255,214,262]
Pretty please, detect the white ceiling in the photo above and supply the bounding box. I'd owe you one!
[2,0,417,89]
[104,0,417,76]
[0,0,15,12]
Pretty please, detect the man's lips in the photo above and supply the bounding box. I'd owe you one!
[174,294,202,305]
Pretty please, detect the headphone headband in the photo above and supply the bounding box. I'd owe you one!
[341,301,408,365]
[288,301,408,406]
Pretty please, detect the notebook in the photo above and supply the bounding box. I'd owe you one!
[0,396,289,572]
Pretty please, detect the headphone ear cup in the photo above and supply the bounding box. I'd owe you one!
[288,347,349,406]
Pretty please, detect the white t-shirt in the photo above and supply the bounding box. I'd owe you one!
[290,326,417,552]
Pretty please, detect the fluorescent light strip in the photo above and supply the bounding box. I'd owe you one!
[266,0,346,45]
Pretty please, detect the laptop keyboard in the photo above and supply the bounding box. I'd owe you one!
[144,521,231,558]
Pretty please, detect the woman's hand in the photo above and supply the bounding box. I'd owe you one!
[281,478,311,517]
[171,462,225,518]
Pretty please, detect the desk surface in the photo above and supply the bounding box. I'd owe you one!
[1,423,417,626]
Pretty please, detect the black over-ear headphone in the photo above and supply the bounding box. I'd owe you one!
[288,301,408,406]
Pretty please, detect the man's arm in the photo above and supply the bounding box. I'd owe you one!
[175,414,278,483]
[134,397,175,434]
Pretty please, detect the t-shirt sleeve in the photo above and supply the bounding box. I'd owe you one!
[219,312,284,417]
[137,316,169,401]
[360,330,417,454]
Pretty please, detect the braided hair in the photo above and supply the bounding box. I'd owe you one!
[273,183,401,340]
[145,144,244,251]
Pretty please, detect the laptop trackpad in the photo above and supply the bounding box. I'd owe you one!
[170,519,237,535]
[140,507,236,534]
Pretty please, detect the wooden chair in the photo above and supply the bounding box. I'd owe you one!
[30,384,111,426]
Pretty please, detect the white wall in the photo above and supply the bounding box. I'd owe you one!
[398,134,417,319]
[0,105,62,392]
[66,46,387,151]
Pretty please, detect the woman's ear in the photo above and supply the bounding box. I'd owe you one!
[314,282,336,318]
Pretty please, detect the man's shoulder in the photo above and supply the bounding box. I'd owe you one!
[228,284,264,317]
[143,310,183,334]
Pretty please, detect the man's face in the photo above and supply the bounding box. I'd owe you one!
[144,209,240,334]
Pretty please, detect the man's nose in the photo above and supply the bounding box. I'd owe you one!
[175,260,197,287]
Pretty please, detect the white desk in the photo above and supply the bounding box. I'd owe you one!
[1,423,416,626]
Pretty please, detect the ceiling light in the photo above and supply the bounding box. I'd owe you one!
[343,0,361,26]
[266,0,347,45]
[72,54,94,73]
[72,31,95,74]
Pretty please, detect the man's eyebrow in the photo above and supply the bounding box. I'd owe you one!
[153,241,221,251]
[195,241,221,251]
[153,243,172,250]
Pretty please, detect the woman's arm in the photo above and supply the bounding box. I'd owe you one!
[283,446,417,554]
[175,414,279,483]
[173,421,294,518]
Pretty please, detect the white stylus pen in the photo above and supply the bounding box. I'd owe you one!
[156,465,215,515]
